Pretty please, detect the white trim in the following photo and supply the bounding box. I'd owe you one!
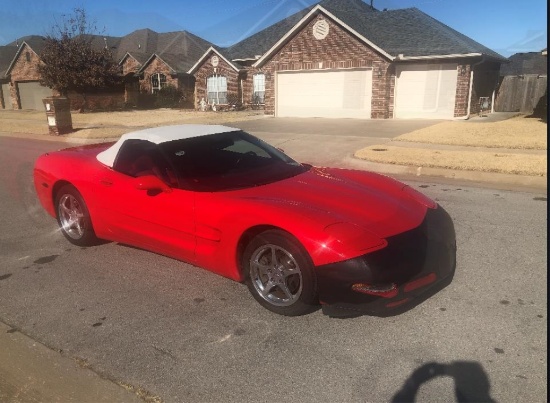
[187,47,240,74]
[118,52,141,66]
[396,53,482,61]
[253,5,394,68]
[96,125,240,167]
[137,53,175,74]
[6,42,34,75]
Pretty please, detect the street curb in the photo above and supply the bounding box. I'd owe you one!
[342,157,547,191]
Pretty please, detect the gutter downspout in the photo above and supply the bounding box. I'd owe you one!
[456,56,486,120]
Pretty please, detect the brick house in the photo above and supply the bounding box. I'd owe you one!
[0,30,212,111]
[190,0,506,119]
[0,35,125,111]
[117,29,212,107]
[1,36,53,110]
[1,0,506,118]
[0,45,18,109]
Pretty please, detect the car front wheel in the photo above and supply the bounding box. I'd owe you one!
[243,230,317,316]
[55,184,98,246]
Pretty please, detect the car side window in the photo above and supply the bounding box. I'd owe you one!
[113,140,178,186]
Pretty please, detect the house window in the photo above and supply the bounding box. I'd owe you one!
[25,52,30,62]
[207,75,227,104]
[252,73,265,104]
[151,73,166,93]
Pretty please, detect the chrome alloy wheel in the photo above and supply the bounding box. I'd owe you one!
[249,244,303,306]
[58,194,86,240]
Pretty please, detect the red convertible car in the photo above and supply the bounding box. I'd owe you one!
[34,125,456,317]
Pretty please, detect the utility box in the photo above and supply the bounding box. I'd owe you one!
[43,97,73,135]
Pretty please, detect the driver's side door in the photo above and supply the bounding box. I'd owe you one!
[96,140,196,262]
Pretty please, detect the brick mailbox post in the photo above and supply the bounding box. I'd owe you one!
[42,97,73,135]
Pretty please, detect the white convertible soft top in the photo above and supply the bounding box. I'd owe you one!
[96,124,239,167]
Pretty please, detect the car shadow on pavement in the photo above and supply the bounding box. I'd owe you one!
[391,361,496,403]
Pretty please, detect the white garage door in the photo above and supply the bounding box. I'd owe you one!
[277,69,372,119]
[1,83,12,109]
[18,81,52,110]
[395,63,458,119]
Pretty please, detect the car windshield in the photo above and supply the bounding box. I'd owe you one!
[159,130,308,191]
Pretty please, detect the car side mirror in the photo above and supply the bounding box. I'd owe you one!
[134,175,172,193]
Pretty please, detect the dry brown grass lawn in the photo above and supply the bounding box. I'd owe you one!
[395,116,547,150]
[355,146,547,176]
[0,109,265,138]
[355,115,547,176]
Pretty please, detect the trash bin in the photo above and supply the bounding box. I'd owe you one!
[42,97,73,135]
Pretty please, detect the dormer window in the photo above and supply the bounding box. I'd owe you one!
[25,51,31,62]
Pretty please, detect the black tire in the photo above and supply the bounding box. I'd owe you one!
[55,184,98,246]
[243,229,318,316]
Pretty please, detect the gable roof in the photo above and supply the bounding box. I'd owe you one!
[115,28,159,60]
[226,0,505,65]
[6,39,49,75]
[345,8,505,60]
[125,30,214,74]
[119,52,151,67]
[226,0,378,62]
[7,35,48,55]
[0,45,18,79]
[500,52,547,76]
[225,6,315,61]
[138,51,204,75]
[187,46,242,74]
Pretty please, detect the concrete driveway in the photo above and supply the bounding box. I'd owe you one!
[227,117,439,166]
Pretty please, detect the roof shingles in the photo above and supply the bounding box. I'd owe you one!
[226,1,506,62]
[1,0,506,79]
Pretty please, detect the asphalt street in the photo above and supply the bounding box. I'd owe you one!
[0,134,547,402]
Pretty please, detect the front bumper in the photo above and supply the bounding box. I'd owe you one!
[317,205,456,317]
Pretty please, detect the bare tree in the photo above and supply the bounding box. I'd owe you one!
[38,8,121,103]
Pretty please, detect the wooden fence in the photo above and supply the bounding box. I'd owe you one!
[494,75,547,113]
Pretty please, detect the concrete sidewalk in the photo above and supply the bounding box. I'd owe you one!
[0,322,149,402]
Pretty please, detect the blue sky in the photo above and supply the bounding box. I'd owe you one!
[0,0,546,57]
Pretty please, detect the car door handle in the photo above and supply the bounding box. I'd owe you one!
[100,178,113,186]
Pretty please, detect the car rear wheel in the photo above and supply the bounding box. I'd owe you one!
[243,230,317,316]
[55,184,98,246]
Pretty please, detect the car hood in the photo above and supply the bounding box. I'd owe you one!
[227,167,427,238]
